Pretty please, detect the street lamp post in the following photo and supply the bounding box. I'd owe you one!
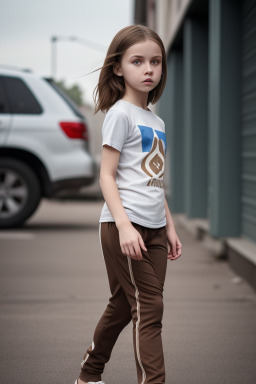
[51,36,58,80]
[50,35,106,80]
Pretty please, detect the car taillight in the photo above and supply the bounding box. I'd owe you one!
[59,121,88,140]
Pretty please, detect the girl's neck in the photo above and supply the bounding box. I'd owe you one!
[121,91,149,111]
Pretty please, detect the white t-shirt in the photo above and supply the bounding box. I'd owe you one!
[99,99,167,228]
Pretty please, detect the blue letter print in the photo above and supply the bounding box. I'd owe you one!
[137,125,166,154]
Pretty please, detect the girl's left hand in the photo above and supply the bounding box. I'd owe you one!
[166,226,182,261]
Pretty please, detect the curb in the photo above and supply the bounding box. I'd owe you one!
[175,214,256,291]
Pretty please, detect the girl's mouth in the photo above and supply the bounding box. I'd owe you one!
[143,79,153,84]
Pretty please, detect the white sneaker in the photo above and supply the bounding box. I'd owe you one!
[88,382,105,384]
[74,380,105,384]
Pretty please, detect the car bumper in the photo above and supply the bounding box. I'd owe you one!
[51,175,96,194]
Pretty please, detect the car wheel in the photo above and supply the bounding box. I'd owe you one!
[0,158,41,228]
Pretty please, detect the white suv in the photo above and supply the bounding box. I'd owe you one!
[0,67,96,228]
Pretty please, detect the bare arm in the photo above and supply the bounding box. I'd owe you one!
[164,196,182,260]
[164,196,175,229]
[99,145,147,260]
[99,145,130,228]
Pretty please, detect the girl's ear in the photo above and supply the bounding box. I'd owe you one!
[113,63,123,77]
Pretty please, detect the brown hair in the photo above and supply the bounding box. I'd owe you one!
[93,24,167,114]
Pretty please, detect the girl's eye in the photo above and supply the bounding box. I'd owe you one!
[132,59,161,65]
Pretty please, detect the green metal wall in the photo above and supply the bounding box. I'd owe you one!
[158,0,256,243]
[183,18,208,219]
[158,51,184,212]
[241,0,256,241]
[208,0,241,237]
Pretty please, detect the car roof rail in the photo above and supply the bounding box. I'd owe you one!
[0,64,33,73]
[44,76,54,82]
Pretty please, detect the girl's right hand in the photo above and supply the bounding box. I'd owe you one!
[117,221,147,261]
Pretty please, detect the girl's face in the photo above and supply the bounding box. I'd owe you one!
[114,39,162,96]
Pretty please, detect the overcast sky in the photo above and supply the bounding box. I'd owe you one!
[0,0,135,105]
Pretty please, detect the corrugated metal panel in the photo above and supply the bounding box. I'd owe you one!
[241,0,256,241]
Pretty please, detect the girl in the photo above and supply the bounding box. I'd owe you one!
[74,24,182,384]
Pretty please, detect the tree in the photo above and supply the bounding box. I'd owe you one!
[54,79,84,106]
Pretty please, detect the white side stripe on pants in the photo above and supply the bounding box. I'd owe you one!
[127,256,146,384]
[81,341,95,368]
[80,222,104,369]
[99,223,104,259]
[99,222,146,383]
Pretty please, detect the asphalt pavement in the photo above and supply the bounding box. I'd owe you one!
[0,199,255,384]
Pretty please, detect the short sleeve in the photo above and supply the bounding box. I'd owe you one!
[101,110,129,152]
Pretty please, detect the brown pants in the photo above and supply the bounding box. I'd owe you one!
[79,221,168,384]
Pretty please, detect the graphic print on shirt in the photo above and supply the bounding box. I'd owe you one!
[137,125,166,188]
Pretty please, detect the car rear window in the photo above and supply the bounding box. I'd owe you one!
[0,77,10,114]
[45,78,85,119]
[1,76,43,114]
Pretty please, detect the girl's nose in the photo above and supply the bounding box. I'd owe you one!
[145,63,153,74]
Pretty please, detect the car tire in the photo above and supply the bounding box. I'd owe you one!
[0,158,41,228]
